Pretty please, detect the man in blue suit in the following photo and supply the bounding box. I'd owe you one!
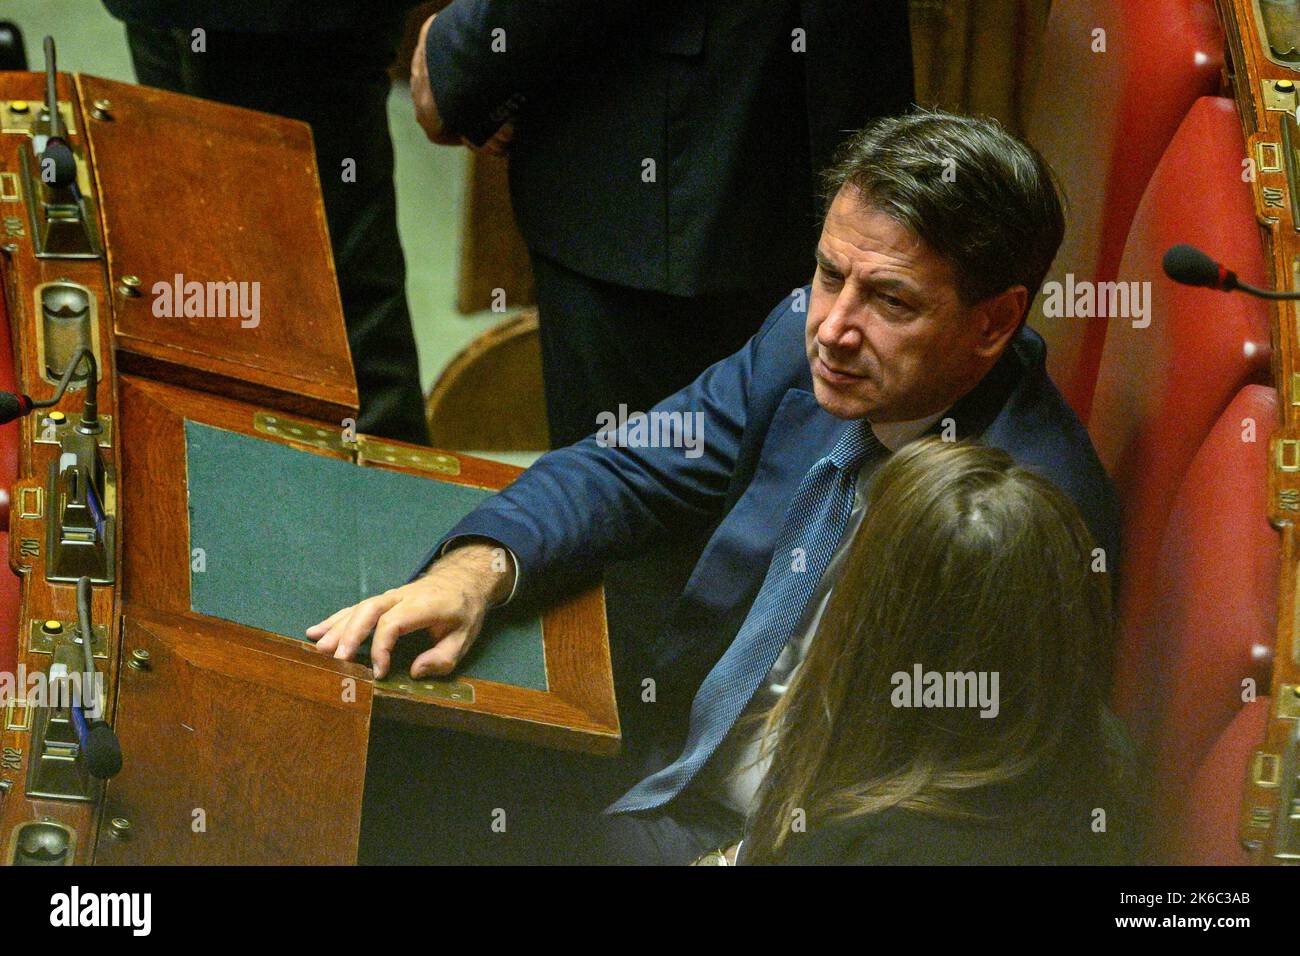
[311,111,1121,864]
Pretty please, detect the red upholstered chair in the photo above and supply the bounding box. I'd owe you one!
[1089,96,1272,731]
[1136,386,1278,862]
[1023,0,1223,417]
[1164,698,1268,865]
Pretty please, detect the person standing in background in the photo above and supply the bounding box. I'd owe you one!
[100,0,431,446]
[413,0,915,449]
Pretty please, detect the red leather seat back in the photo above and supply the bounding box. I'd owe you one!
[1089,97,1272,728]
[1023,0,1222,417]
[1164,698,1267,865]
[1138,385,1278,860]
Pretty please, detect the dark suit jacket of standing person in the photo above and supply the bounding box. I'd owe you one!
[100,0,417,31]
[411,288,1123,739]
[423,0,916,297]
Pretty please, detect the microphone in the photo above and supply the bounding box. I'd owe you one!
[68,703,122,780]
[40,138,76,191]
[1163,243,1300,300]
[72,575,121,779]
[1162,244,1235,290]
[39,36,76,191]
[84,719,122,779]
[0,392,33,425]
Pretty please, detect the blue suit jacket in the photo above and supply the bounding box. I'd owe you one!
[417,291,1121,710]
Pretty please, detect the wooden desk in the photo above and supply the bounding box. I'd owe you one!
[0,64,616,866]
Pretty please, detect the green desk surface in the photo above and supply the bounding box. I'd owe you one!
[184,421,547,691]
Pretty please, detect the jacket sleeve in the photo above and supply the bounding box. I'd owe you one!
[423,0,640,144]
[408,296,797,603]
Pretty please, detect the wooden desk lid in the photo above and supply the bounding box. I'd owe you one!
[76,74,359,423]
[117,375,620,757]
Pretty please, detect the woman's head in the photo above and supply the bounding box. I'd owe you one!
[744,438,1114,863]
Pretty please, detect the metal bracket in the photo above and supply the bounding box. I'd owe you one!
[357,436,461,476]
[44,427,116,584]
[33,412,112,448]
[254,411,463,476]
[18,141,98,260]
[0,100,76,136]
[376,675,475,704]
[24,640,97,802]
[253,411,352,455]
[26,618,108,659]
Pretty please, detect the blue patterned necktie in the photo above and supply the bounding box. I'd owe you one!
[608,418,883,814]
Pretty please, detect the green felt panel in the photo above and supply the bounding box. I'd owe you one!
[184,420,547,691]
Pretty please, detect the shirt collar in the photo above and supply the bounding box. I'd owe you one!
[868,409,947,452]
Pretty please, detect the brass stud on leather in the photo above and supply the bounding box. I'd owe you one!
[128,647,151,670]
[117,274,141,297]
[108,817,131,839]
[91,99,113,121]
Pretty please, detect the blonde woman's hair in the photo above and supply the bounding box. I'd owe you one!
[743,438,1116,864]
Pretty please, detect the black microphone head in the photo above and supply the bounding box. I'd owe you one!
[0,391,29,425]
[41,138,76,189]
[85,722,122,779]
[1163,243,1224,288]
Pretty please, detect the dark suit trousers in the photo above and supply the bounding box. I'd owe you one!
[360,719,743,865]
[122,22,430,445]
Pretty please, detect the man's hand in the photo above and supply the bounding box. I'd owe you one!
[472,122,514,157]
[411,14,459,145]
[411,13,515,154]
[305,542,516,679]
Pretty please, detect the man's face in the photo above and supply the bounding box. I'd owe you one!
[806,189,992,423]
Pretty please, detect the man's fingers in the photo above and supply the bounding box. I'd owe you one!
[327,593,401,661]
[410,13,434,85]
[468,123,514,157]
[369,600,456,680]
[309,605,357,655]
[410,627,478,679]
[305,606,349,640]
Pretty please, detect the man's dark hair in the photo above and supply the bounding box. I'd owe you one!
[821,110,1066,314]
